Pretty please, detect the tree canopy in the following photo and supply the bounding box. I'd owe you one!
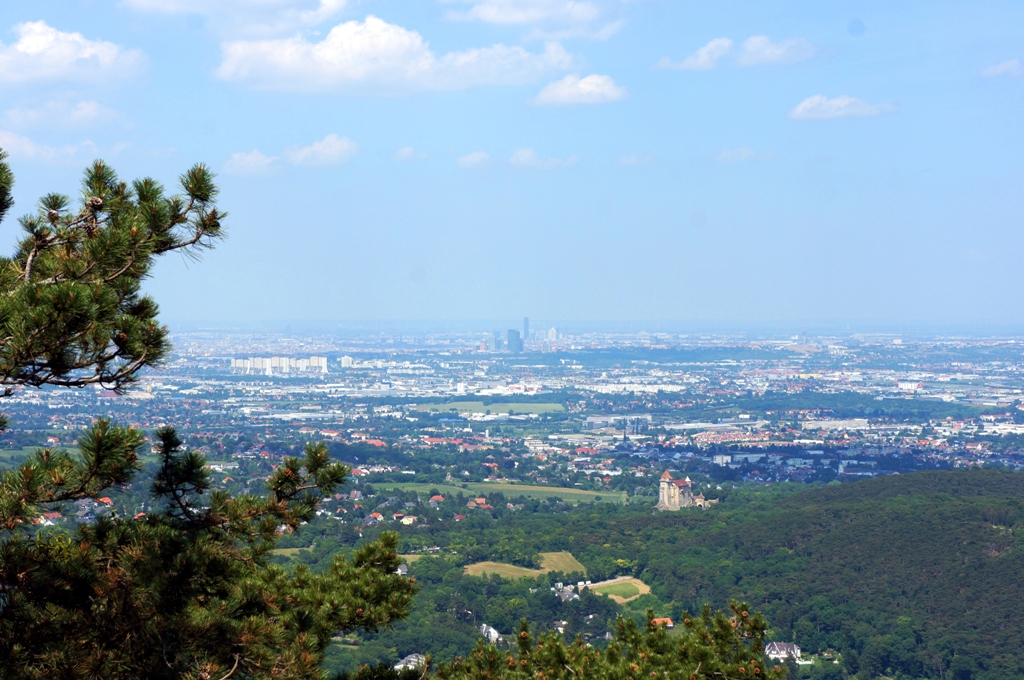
[0,149,223,429]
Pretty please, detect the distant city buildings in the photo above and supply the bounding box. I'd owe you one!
[507,329,523,353]
[473,319,560,351]
[7,330,1024,495]
[230,356,327,375]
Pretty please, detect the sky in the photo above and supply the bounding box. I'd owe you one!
[0,0,1022,330]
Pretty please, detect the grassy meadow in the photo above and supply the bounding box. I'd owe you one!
[463,551,588,578]
[590,577,650,603]
[381,481,626,505]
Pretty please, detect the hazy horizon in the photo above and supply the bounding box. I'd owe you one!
[1,1,1022,326]
[164,317,1024,339]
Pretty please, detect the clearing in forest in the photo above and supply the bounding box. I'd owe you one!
[383,482,626,505]
[463,561,546,578]
[270,547,309,557]
[590,577,651,603]
[464,551,587,578]
[538,552,587,574]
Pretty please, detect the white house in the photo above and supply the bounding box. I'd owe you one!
[394,654,425,671]
[765,642,801,661]
[479,624,502,644]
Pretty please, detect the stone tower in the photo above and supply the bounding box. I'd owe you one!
[656,472,717,511]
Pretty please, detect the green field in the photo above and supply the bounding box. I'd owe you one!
[590,577,650,603]
[270,547,310,557]
[464,561,545,578]
[412,401,564,414]
[0,447,37,468]
[592,582,639,598]
[399,554,424,562]
[464,551,586,579]
[381,482,625,505]
[538,551,586,574]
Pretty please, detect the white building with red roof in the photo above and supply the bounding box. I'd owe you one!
[655,472,717,511]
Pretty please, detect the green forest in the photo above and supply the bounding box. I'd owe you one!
[275,469,1024,679]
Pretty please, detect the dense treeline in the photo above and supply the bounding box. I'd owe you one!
[648,470,1024,680]
[298,470,1024,679]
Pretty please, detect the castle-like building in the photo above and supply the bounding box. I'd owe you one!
[655,471,717,511]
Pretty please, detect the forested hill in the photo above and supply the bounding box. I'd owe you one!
[309,469,1024,678]
[418,469,1024,679]
[637,469,1024,679]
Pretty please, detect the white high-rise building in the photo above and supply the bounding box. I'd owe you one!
[230,356,328,375]
[340,356,354,368]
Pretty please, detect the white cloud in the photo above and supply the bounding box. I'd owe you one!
[3,100,115,128]
[125,0,348,35]
[456,151,491,167]
[446,0,600,25]
[656,38,732,71]
[395,146,428,161]
[446,0,622,42]
[617,154,652,166]
[509,148,540,165]
[533,73,624,105]
[0,130,96,163]
[293,0,347,25]
[224,134,357,172]
[981,59,1023,78]
[283,133,358,165]
[789,94,895,120]
[509,147,577,167]
[223,150,276,174]
[737,36,815,66]
[525,19,624,42]
[716,147,756,162]
[0,21,145,84]
[216,15,572,91]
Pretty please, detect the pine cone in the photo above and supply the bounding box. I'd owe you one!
[87,196,104,211]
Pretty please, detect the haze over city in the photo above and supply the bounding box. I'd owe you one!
[0,0,1022,327]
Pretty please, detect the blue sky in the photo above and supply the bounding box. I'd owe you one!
[0,0,1022,329]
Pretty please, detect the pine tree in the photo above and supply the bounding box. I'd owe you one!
[0,150,416,679]
[349,605,785,680]
[435,605,785,680]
